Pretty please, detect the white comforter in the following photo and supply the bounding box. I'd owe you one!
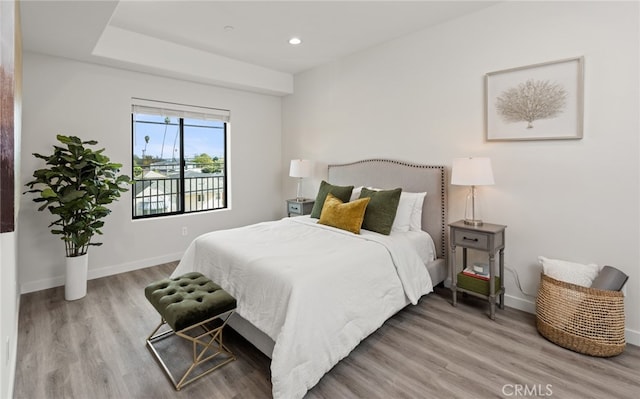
[172,216,433,399]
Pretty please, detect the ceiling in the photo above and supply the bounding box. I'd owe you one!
[20,1,499,94]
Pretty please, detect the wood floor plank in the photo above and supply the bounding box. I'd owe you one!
[14,263,640,398]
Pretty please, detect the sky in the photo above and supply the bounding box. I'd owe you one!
[133,114,225,161]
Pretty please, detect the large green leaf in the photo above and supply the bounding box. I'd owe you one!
[60,188,86,203]
[41,188,57,198]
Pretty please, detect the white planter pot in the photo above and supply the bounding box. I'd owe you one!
[65,254,88,301]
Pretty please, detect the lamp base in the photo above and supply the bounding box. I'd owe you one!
[295,178,305,203]
[464,219,483,227]
[464,186,483,227]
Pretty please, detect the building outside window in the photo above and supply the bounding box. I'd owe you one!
[131,99,229,219]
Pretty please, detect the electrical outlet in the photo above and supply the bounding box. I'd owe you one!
[181,227,188,236]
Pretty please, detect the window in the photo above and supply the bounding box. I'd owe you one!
[131,99,229,219]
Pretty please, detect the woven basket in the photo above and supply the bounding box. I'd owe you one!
[536,273,625,357]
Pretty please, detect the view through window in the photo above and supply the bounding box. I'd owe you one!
[131,100,229,218]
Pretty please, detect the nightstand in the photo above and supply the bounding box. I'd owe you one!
[449,220,506,320]
[286,198,314,217]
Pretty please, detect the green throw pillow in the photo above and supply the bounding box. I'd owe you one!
[359,187,402,235]
[310,180,354,218]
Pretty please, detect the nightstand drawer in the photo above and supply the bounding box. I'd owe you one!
[286,199,314,216]
[453,229,489,250]
[288,202,302,214]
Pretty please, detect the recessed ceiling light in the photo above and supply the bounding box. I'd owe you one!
[288,37,302,45]
[224,25,234,32]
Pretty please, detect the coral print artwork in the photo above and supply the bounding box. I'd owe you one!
[485,57,583,141]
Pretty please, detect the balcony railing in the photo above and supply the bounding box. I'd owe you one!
[133,175,225,217]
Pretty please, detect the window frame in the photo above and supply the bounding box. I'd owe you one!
[131,99,229,220]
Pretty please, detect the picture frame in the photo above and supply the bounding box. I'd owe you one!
[485,57,584,141]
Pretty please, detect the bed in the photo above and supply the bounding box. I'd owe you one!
[171,159,448,398]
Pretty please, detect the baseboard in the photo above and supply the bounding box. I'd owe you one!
[20,252,182,294]
[88,252,182,281]
[625,328,640,347]
[504,293,536,314]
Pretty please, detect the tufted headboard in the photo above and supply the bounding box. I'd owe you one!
[328,159,448,260]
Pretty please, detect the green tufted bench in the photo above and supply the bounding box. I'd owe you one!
[145,272,237,390]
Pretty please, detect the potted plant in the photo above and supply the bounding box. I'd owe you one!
[25,135,131,300]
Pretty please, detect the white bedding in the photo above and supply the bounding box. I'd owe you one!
[172,216,434,399]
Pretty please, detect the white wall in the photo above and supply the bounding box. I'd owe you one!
[19,52,283,292]
[282,1,640,344]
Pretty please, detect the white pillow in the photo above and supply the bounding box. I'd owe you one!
[538,256,599,287]
[408,192,426,231]
[391,193,414,232]
[349,186,363,201]
[394,191,426,233]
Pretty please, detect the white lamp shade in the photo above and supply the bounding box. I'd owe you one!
[289,159,311,178]
[451,157,494,186]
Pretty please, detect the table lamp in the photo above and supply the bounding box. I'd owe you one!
[451,157,494,226]
[289,159,311,202]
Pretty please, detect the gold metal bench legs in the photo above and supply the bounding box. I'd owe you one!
[146,309,236,390]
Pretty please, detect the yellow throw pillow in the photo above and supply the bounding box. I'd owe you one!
[318,193,370,234]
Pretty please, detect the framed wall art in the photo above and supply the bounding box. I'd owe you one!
[485,57,584,141]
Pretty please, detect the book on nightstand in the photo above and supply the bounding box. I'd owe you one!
[462,264,490,281]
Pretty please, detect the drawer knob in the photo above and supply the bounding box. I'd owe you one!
[463,236,479,242]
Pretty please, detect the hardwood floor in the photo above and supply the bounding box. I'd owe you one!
[14,262,640,398]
